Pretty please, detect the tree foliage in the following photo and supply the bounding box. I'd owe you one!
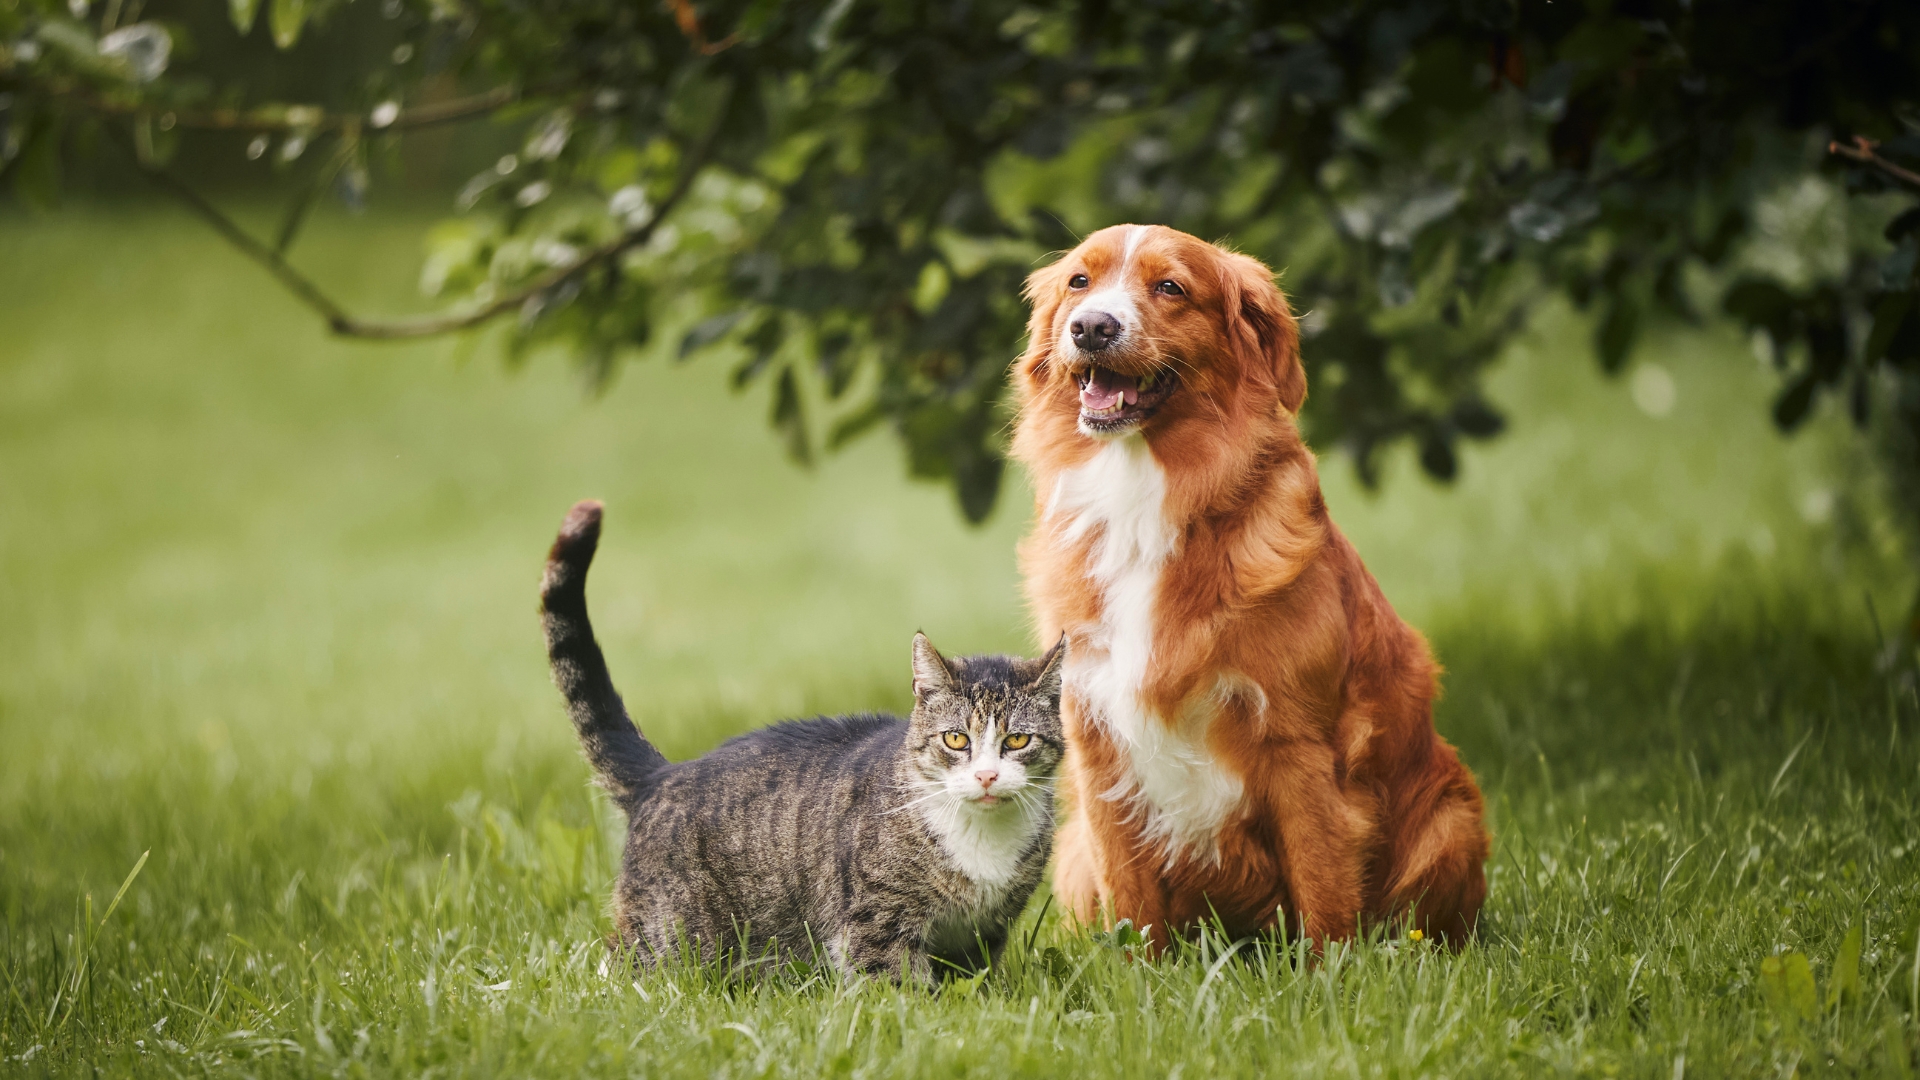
[4,0,1919,526]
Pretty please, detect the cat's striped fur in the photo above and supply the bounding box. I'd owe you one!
[540,501,1064,981]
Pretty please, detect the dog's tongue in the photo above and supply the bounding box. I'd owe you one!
[1080,367,1139,412]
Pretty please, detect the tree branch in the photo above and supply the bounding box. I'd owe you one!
[133,161,361,329]
[126,87,733,341]
[30,79,526,134]
[1829,135,1920,192]
[666,0,740,55]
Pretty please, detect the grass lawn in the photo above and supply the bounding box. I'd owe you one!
[3,205,1918,1077]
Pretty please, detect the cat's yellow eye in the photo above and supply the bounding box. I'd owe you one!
[1002,733,1032,751]
[942,731,970,751]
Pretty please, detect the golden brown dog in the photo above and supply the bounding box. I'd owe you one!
[1011,224,1488,950]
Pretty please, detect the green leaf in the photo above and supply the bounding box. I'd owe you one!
[679,310,744,360]
[1782,952,1818,1020]
[816,330,856,398]
[1758,955,1788,1020]
[912,260,951,315]
[579,340,619,395]
[1761,951,1819,1023]
[953,451,1002,524]
[269,0,309,49]
[732,0,786,44]
[1827,922,1863,1011]
[1450,397,1505,439]
[1595,295,1638,373]
[730,317,785,388]
[769,365,812,466]
[417,220,486,298]
[826,400,885,450]
[1094,919,1147,950]
[33,22,110,71]
[230,0,262,35]
[1418,426,1458,481]
[1772,372,1819,431]
[1886,207,1920,243]
[1722,279,1796,346]
[1866,293,1913,362]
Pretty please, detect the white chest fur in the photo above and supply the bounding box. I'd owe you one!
[1048,437,1245,864]
[916,794,1046,953]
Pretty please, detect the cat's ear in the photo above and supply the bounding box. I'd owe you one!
[1026,634,1067,700]
[911,632,955,702]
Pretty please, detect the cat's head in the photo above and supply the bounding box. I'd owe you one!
[905,633,1066,814]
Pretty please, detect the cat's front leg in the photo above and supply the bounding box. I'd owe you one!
[929,926,1006,976]
[834,923,934,985]
[982,928,1012,969]
[890,944,936,986]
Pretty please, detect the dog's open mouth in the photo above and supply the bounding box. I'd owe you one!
[1076,364,1178,432]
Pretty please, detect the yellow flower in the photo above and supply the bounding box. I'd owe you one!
[1408,929,1425,942]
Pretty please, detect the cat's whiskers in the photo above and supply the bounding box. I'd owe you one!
[889,777,1044,818]
[1007,784,1053,819]
[886,785,963,817]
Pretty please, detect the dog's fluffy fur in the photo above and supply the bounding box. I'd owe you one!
[1012,224,1489,949]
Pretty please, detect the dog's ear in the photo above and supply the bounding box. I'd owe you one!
[1219,250,1305,414]
[1017,257,1074,387]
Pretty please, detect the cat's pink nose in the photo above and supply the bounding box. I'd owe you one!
[974,769,999,790]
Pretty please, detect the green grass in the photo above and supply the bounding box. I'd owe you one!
[3,205,1918,1078]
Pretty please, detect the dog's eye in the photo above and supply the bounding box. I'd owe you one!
[942,731,970,751]
[1002,733,1032,751]
[1068,274,1089,289]
[1155,280,1185,297]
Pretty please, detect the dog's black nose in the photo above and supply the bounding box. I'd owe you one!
[1069,311,1122,352]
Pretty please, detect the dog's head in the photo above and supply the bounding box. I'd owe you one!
[1017,224,1303,441]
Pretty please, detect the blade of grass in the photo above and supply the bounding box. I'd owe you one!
[1766,732,1813,803]
[99,850,150,929]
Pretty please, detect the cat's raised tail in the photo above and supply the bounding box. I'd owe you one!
[541,500,668,812]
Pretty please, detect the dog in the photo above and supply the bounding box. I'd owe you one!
[1011,224,1488,950]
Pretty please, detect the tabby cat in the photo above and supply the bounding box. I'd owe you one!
[540,500,1064,981]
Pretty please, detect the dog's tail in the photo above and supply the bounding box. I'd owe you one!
[540,501,667,813]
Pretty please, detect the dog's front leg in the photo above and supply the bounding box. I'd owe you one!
[1049,697,1112,928]
[1259,741,1374,944]
[1071,788,1176,955]
[1052,811,1104,927]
